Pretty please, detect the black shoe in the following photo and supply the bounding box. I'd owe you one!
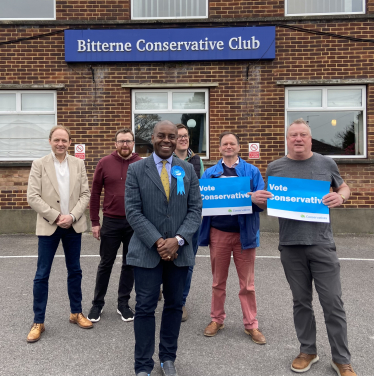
[117,305,134,322]
[87,305,103,322]
[161,360,178,376]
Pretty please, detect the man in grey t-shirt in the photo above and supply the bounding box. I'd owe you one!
[252,119,357,376]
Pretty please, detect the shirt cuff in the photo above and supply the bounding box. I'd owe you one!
[69,214,76,222]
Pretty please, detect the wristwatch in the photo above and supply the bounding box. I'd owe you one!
[175,235,185,246]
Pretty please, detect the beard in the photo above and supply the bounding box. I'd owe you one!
[117,148,132,158]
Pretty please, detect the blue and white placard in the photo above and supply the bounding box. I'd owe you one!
[267,176,330,223]
[200,177,252,216]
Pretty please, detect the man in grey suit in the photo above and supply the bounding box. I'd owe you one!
[125,120,202,376]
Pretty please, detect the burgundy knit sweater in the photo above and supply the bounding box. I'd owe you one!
[90,151,141,226]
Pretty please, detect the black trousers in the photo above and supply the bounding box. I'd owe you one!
[92,216,134,307]
[133,260,189,374]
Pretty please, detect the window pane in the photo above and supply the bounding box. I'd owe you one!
[0,94,16,111]
[172,92,205,110]
[0,0,54,19]
[327,89,362,107]
[0,114,55,160]
[288,111,363,156]
[287,0,363,14]
[132,0,207,18]
[135,92,168,110]
[134,113,206,157]
[288,90,322,108]
[21,93,54,111]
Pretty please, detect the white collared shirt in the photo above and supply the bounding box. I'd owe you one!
[51,152,70,215]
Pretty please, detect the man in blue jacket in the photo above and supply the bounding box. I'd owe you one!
[199,131,266,345]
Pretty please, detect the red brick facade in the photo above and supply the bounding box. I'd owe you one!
[1,1,374,210]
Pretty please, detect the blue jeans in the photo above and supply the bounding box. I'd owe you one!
[133,260,188,374]
[33,227,82,323]
[182,227,199,306]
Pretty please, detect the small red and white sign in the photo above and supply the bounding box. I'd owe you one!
[75,144,85,160]
[248,143,260,159]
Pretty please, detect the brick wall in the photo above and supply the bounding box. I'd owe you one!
[209,0,284,18]
[56,0,130,20]
[1,2,374,210]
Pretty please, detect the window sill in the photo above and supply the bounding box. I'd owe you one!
[333,159,374,164]
[0,161,32,167]
[0,84,65,90]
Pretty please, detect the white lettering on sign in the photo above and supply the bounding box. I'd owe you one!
[78,40,132,52]
[229,36,260,50]
[268,184,288,191]
[200,185,216,192]
[78,38,230,54]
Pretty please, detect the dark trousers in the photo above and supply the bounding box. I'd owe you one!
[92,216,134,307]
[133,260,189,374]
[33,227,82,323]
[280,243,351,364]
[182,226,199,306]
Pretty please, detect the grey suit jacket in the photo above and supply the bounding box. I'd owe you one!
[125,155,202,268]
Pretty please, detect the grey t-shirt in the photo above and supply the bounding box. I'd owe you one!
[265,153,344,245]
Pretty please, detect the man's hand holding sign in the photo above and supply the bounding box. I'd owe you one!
[250,119,357,376]
[198,131,267,345]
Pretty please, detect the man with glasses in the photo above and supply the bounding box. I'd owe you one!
[173,123,204,322]
[87,128,141,323]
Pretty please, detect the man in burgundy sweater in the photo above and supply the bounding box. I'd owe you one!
[87,128,141,323]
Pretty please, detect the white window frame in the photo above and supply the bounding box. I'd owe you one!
[131,0,208,20]
[285,86,366,159]
[284,0,365,16]
[0,90,57,161]
[0,0,56,20]
[132,88,209,159]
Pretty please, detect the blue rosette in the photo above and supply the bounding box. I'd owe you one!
[171,166,185,195]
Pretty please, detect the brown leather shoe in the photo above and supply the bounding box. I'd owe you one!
[181,306,188,322]
[291,353,319,372]
[244,328,266,345]
[203,321,224,337]
[331,361,357,376]
[69,313,93,329]
[27,323,45,343]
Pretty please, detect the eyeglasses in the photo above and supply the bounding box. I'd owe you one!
[116,140,134,145]
[177,135,189,140]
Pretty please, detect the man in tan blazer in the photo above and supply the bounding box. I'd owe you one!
[26,125,92,343]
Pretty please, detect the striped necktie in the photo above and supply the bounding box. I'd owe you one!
[161,160,170,201]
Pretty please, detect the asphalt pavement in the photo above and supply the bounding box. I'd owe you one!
[0,232,373,376]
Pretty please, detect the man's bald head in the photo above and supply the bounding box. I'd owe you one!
[151,120,178,159]
[153,120,177,135]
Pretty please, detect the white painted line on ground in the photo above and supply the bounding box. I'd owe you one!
[1,255,374,261]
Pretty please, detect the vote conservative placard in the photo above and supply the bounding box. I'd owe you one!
[199,177,252,216]
[267,176,331,223]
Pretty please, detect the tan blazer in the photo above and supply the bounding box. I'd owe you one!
[27,153,90,236]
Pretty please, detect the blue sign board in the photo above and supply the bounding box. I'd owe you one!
[64,27,275,63]
[267,176,330,223]
[200,177,252,216]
